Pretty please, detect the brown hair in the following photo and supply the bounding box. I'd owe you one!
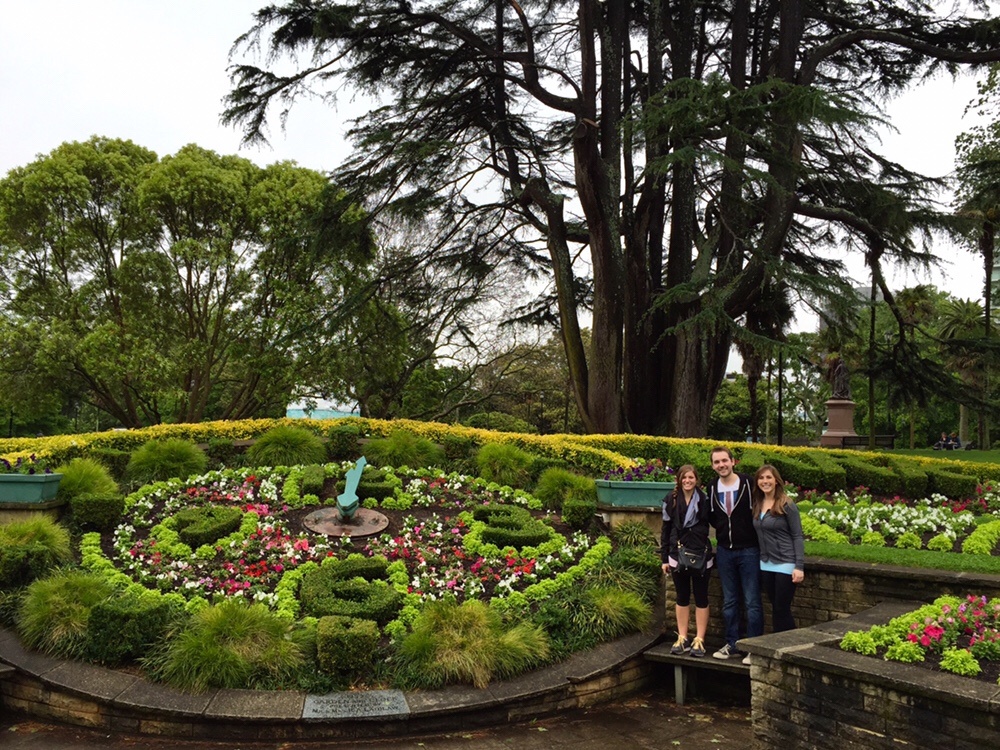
[670,464,699,508]
[709,446,733,460]
[753,464,790,516]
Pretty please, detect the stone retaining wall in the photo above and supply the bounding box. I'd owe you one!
[665,556,1000,638]
[743,603,1000,750]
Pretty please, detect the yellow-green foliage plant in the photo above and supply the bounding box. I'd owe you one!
[398,598,550,689]
[17,570,114,658]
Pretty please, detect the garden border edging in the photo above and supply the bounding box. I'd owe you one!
[0,618,663,740]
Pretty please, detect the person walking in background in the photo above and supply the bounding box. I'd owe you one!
[661,464,713,658]
[707,446,762,665]
[752,465,805,633]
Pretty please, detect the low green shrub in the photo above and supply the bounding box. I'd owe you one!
[860,531,886,547]
[364,430,445,469]
[895,531,922,550]
[0,515,73,588]
[926,467,979,500]
[476,442,533,488]
[86,591,184,665]
[143,599,302,691]
[326,424,360,461]
[766,452,824,491]
[316,615,380,675]
[562,496,597,530]
[300,464,326,496]
[442,433,474,461]
[883,457,929,499]
[839,631,877,656]
[834,454,901,496]
[961,520,1000,555]
[127,439,208,484]
[174,505,243,549]
[398,598,549,689]
[247,426,326,467]
[17,570,113,658]
[205,438,243,469]
[70,492,126,530]
[533,468,595,512]
[926,533,955,552]
[299,559,400,625]
[473,505,554,548]
[55,457,118,501]
[884,640,924,663]
[802,451,848,492]
[939,648,981,676]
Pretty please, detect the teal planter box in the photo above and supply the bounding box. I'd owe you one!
[0,473,63,503]
[594,479,675,508]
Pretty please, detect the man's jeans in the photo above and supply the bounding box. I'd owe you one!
[715,545,763,650]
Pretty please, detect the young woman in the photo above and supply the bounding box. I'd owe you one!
[751,464,805,632]
[660,464,713,657]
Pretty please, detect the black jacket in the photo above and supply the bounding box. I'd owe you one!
[707,472,759,550]
[660,486,712,564]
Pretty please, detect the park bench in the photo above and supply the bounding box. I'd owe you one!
[644,642,749,705]
[840,435,895,449]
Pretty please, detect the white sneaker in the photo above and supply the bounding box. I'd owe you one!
[742,654,751,666]
[713,643,735,660]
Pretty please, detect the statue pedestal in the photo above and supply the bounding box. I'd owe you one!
[820,399,857,448]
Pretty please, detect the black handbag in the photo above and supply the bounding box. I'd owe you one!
[677,543,707,572]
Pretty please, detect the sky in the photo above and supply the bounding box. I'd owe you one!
[0,1,992,328]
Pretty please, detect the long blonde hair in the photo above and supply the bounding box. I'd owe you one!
[753,464,790,516]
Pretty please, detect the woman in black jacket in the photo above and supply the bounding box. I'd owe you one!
[661,464,713,657]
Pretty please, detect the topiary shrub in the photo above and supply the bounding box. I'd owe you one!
[533,467,595,512]
[17,570,114,658]
[0,515,73,589]
[316,615,380,675]
[55,457,118,501]
[364,430,445,469]
[174,505,244,549]
[247,425,327,467]
[127,438,208,484]
[70,492,126,531]
[143,599,302,691]
[299,557,400,625]
[300,464,326,496]
[473,505,554,548]
[442,433,474,461]
[86,590,185,665]
[475,442,533,488]
[326,423,360,461]
[561,495,597,530]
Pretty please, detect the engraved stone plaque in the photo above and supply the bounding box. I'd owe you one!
[303,689,410,720]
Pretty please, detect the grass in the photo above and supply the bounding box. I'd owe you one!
[887,448,1000,464]
[17,570,114,658]
[126,438,208,484]
[805,541,1000,574]
[55,457,118,500]
[246,426,327,468]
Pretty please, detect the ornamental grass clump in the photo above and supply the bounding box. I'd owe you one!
[475,442,534,488]
[0,515,72,588]
[17,570,113,658]
[533,467,595,512]
[247,425,327,467]
[365,430,445,469]
[398,598,549,689]
[143,599,303,692]
[54,457,118,501]
[572,585,652,641]
[127,438,208,484]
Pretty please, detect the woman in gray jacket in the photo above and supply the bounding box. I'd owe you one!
[751,464,804,632]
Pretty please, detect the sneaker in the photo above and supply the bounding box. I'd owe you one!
[713,643,735,660]
[670,635,691,655]
[690,637,706,658]
[742,654,752,666]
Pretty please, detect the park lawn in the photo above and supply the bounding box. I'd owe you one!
[888,448,1000,463]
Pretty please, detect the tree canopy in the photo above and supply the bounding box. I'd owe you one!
[0,137,372,428]
[224,0,1000,437]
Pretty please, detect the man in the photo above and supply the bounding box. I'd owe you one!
[707,446,762,664]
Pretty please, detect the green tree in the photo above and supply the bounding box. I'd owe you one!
[225,0,1000,437]
[0,138,370,427]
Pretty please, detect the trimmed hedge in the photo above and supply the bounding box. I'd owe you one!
[83,447,131,481]
[300,464,326,496]
[300,577,402,625]
[926,466,979,499]
[316,615,380,675]
[562,496,597,530]
[802,451,848,492]
[326,424,360,461]
[472,505,554,549]
[70,492,126,530]
[174,506,243,549]
[834,454,902,496]
[86,591,183,665]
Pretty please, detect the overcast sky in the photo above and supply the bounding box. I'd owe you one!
[0,1,991,319]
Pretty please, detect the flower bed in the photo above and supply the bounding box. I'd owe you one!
[839,594,1000,684]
